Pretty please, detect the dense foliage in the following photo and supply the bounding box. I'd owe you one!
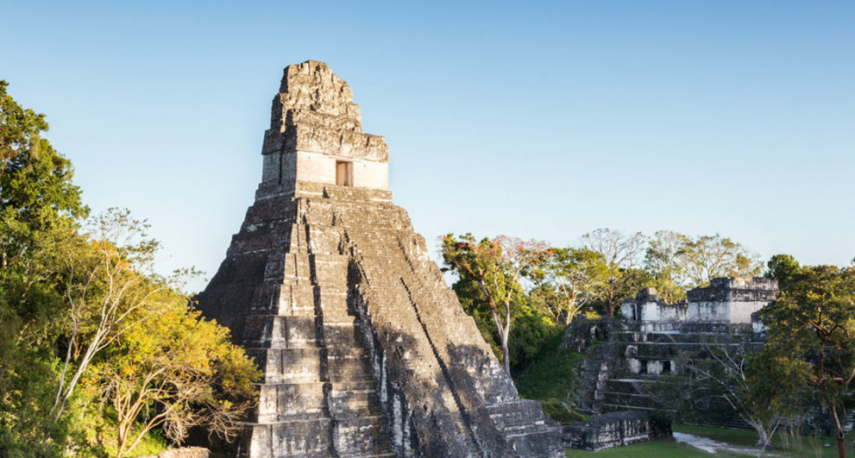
[762,264,855,458]
[0,81,260,458]
[441,234,552,373]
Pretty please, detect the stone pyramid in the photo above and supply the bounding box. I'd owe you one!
[197,61,562,458]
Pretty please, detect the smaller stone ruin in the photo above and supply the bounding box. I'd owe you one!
[572,277,778,430]
[561,411,671,451]
[619,277,777,377]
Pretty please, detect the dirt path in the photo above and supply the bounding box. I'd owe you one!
[673,432,779,457]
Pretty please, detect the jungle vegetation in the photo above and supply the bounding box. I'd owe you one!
[0,80,261,458]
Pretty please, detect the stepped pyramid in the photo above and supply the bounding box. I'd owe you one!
[197,61,562,458]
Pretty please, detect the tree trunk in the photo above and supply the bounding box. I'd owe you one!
[490,306,510,374]
[754,425,770,449]
[500,331,510,375]
[831,404,846,458]
[502,299,511,374]
[117,422,127,458]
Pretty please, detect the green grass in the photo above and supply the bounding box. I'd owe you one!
[513,331,591,424]
[514,331,587,402]
[565,437,735,458]
[564,423,855,458]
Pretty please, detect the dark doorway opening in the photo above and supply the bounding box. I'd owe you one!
[336,161,353,186]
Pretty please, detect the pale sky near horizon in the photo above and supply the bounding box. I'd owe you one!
[1,1,853,292]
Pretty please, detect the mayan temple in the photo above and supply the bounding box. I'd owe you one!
[196,61,562,458]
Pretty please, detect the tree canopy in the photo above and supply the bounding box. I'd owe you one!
[0,80,259,458]
[441,233,552,374]
[762,265,855,458]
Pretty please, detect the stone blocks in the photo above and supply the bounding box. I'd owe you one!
[562,411,671,451]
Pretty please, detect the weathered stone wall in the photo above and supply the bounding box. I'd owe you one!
[686,278,778,324]
[196,61,562,458]
[260,61,389,191]
[561,411,671,451]
[621,288,688,323]
[623,279,779,327]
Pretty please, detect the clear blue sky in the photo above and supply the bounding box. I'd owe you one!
[2,1,853,291]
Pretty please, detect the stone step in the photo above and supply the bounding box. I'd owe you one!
[322,321,364,347]
[488,400,548,430]
[305,228,345,255]
[331,416,392,456]
[281,252,314,283]
[602,391,658,409]
[244,418,333,458]
[316,288,351,317]
[321,313,358,326]
[243,315,322,349]
[255,381,385,423]
[328,388,383,419]
[504,427,564,458]
[248,348,324,384]
[274,283,318,316]
[327,348,373,381]
[247,347,372,384]
[257,383,327,422]
[309,253,349,284]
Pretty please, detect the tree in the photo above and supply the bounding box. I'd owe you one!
[441,234,551,374]
[644,230,690,303]
[663,336,809,449]
[644,231,762,294]
[452,273,557,370]
[765,254,802,292]
[533,247,605,325]
[0,80,86,268]
[582,229,647,317]
[88,304,259,457]
[680,234,760,287]
[50,209,177,423]
[762,265,855,458]
[0,80,258,456]
[0,80,87,457]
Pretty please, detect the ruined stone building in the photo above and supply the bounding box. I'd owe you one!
[573,277,777,429]
[196,61,562,458]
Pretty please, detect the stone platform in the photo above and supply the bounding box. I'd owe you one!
[562,411,671,451]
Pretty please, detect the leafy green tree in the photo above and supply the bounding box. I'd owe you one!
[660,336,809,449]
[88,304,259,457]
[0,81,259,457]
[762,265,855,458]
[531,247,605,324]
[644,230,690,303]
[644,231,761,296]
[454,273,558,372]
[441,234,551,374]
[0,80,86,268]
[680,234,760,287]
[582,228,647,317]
[765,254,802,292]
[0,80,87,457]
[50,209,181,424]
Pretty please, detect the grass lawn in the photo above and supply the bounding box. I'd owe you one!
[564,424,854,458]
